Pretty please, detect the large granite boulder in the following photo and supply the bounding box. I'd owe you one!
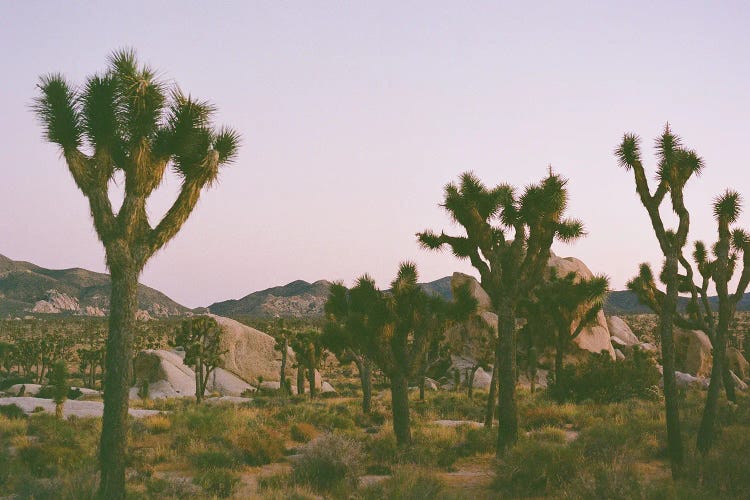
[210,315,314,387]
[674,328,713,378]
[727,347,749,381]
[606,316,640,347]
[131,349,254,399]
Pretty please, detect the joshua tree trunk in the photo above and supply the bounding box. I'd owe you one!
[280,338,288,394]
[528,345,538,393]
[419,376,426,401]
[99,266,138,500]
[484,362,498,427]
[55,401,64,420]
[307,365,316,399]
[390,372,412,446]
[468,366,478,398]
[354,355,372,414]
[297,367,305,395]
[496,308,518,453]
[659,254,684,477]
[554,325,566,389]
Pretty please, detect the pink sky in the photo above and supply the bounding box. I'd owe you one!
[2,2,750,307]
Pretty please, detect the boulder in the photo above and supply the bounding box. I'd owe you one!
[671,371,704,389]
[730,370,748,392]
[131,349,253,399]
[451,272,492,311]
[727,347,749,381]
[210,315,312,387]
[548,254,615,359]
[606,316,640,346]
[5,384,99,398]
[424,378,439,391]
[321,381,336,393]
[674,328,713,378]
[472,367,493,389]
[0,396,160,419]
[615,349,625,361]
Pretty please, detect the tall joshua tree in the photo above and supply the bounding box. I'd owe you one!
[696,193,750,455]
[33,50,239,498]
[615,126,702,476]
[418,171,584,453]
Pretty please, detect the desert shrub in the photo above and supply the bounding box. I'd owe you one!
[0,414,26,438]
[234,428,285,465]
[548,349,660,403]
[493,438,583,497]
[143,414,172,434]
[413,392,486,421]
[456,425,495,455]
[366,432,399,466]
[360,467,444,500]
[520,401,577,430]
[685,424,750,498]
[189,449,241,470]
[194,468,240,498]
[290,422,316,443]
[19,444,82,476]
[528,425,568,444]
[146,476,203,498]
[562,460,647,500]
[292,433,363,492]
[0,403,28,420]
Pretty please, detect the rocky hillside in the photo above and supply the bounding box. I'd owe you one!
[0,253,188,317]
[208,275,456,318]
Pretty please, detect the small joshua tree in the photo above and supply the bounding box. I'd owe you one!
[173,316,226,403]
[418,171,584,452]
[34,50,239,497]
[531,268,609,390]
[290,330,325,399]
[48,360,70,420]
[322,284,374,413]
[271,317,292,394]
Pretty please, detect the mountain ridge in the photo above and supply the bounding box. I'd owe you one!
[0,253,189,317]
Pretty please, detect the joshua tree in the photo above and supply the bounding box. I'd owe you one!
[615,125,702,476]
[322,283,374,413]
[33,50,239,498]
[695,193,750,455]
[290,329,325,399]
[271,317,292,394]
[173,316,226,403]
[418,171,584,452]
[531,268,609,390]
[329,263,473,446]
[48,360,70,420]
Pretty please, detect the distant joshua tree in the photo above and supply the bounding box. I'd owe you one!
[615,125,701,476]
[418,171,584,453]
[290,329,325,399]
[48,360,70,420]
[33,50,239,498]
[173,316,226,403]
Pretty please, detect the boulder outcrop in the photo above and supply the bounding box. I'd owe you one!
[674,328,713,378]
[606,316,640,347]
[727,347,749,381]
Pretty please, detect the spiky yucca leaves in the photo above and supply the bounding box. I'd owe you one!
[33,50,239,499]
[324,263,474,445]
[417,170,584,453]
[616,125,703,476]
[531,269,609,390]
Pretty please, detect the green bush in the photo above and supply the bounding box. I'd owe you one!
[194,468,240,498]
[493,439,583,497]
[360,467,444,500]
[0,404,28,420]
[234,428,285,466]
[290,422,316,443]
[293,433,363,492]
[548,349,660,403]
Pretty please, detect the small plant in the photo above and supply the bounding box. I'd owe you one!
[290,422,316,443]
[361,467,444,500]
[48,360,70,419]
[233,428,285,466]
[0,404,28,420]
[193,468,240,498]
[292,433,363,492]
[189,449,241,470]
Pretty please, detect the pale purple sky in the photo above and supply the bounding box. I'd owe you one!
[2,2,749,308]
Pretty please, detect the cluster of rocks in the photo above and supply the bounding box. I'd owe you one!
[29,288,170,319]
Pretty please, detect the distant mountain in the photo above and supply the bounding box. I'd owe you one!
[603,289,750,315]
[208,275,456,318]
[0,253,188,317]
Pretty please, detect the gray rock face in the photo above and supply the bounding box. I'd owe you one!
[131,349,253,399]
[31,290,80,313]
[606,316,640,346]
